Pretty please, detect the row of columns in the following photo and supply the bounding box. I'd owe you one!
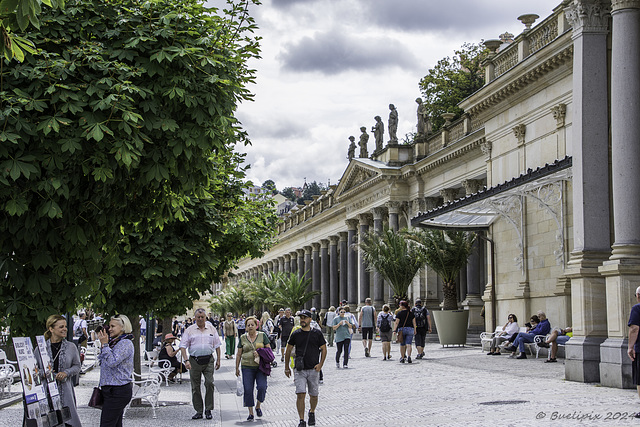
[235,202,404,311]
[565,0,640,388]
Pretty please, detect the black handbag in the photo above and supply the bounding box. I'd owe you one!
[88,387,103,409]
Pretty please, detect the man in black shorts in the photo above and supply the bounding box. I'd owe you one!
[411,298,432,359]
[285,310,327,427]
[358,298,376,357]
[278,308,295,362]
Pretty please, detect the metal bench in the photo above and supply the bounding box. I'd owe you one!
[480,327,503,352]
[143,350,172,386]
[123,372,162,419]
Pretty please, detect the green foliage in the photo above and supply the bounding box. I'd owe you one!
[263,272,318,313]
[359,228,426,302]
[408,229,476,310]
[0,0,266,336]
[296,180,324,205]
[261,179,277,195]
[281,186,296,201]
[209,281,254,316]
[0,0,65,62]
[418,42,487,132]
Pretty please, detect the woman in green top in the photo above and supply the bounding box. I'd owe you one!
[235,316,270,421]
[332,307,354,368]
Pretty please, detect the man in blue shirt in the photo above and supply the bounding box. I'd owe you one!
[505,310,551,359]
[627,286,640,418]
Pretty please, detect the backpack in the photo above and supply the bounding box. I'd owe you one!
[74,322,84,337]
[379,314,392,332]
[413,307,427,328]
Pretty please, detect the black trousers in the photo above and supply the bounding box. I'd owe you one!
[100,383,133,427]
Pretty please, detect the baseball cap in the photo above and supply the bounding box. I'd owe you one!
[298,309,313,318]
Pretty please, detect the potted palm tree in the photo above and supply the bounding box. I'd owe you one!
[409,229,476,345]
[359,228,427,306]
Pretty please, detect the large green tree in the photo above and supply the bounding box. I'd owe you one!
[0,0,263,336]
[418,42,486,132]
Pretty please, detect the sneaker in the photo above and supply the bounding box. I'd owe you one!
[319,379,323,384]
[192,413,203,420]
[298,420,307,427]
[343,364,348,369]
[387,355,392,360]
[256,408,262,417]
[336,362,340,368]
[364,348,369,357]
[247,414,254,421]
[308,411,316,426]
[400,357,405,363]
[407,356,412,363]
[416,353,423,359]
[383,356,387,361]
[635,412,640,419]
[516,353,527,359]
[205,410,212,420]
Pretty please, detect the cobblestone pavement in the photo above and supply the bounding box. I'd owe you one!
[1,340,639,426]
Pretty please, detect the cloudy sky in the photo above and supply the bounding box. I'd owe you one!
[215,0,561,191]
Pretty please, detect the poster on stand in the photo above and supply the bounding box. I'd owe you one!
[34,336,62,411]
[13,337,49,426]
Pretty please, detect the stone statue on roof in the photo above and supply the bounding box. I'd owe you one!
[388,104,398,144]
[416,98,431,137]
[372,116,384,152]
[359,127,369,158]
[347,136,356,161]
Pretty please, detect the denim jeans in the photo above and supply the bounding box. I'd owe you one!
[400,327,414,346]
[336,338,351,366]
[241,366,267,408]
[514,332,535,352]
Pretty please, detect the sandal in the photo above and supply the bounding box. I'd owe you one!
[544,358,557,363]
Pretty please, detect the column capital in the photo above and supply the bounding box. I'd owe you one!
[297,248,305,257]
[320,239,329,249]
[462,179,484,196]
[385,200,402,214]
[357,213,373,226]
[304,245,313,254]
[612,0,640,12]
[480,140,492,161]
[345,218,359,230]
[371,206,387,220]
[328,235,340,245]
[338,231,348,241]
[512,123,526,145]
[290,251,299,258]
[565,0,611,35]
[551,103,567,129]
[311,242,321,251]
[284,254,291,261]
[440,188,459,203]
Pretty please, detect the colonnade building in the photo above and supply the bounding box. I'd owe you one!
[226,0,640,388]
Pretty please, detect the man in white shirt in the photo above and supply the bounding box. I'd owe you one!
[180,308,222,420]
[73,312,88,347]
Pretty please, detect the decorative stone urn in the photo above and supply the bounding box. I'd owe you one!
[441,112,456,126]
[517,14,539,30]
[483,39,502,54]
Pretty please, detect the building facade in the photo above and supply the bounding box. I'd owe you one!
[227,0,640,389]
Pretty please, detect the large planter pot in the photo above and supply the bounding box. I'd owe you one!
[432,309,469,346]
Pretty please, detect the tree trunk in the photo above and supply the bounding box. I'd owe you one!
[442,280,458,311]
[128,312,142,375]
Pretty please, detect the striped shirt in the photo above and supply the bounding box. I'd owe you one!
[179,322,222,357]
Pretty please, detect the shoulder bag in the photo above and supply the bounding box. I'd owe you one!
[88,387,103,409]
[396,312,409,344]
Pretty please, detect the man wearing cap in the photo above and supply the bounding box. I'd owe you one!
[180,308,222,420]
[285,309,327,427]
[278,308,295,362]
[410,299,431,359]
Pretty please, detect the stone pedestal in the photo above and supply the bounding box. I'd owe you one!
[461,295,485,334]
[599,338,633,388]
[565,336,607,383]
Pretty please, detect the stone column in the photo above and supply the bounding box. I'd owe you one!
[599,0,640,389]
[320,239,330,310]
[358,213,373,306]
[329,236,340,308]
[372,206,387,308]
[462,237,485,333]
[297,249,306,281]
[311,244,321,309]
[386,201,401,232]
[267,260,274,275]
[346,219,359,307]
[304,246,313,299]
[291,251,298,274]
[278,257,285,274]
[339,232,348,304]
[284,254,291,273]
[563,0,612,384]
[273,258,279,274]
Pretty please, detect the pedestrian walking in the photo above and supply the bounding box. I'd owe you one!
[284,310,327,427]
[235,316,270,421]
[377,304,394,360]
[223,313,238,359]
[332,307,354,368]
[410,298,431,359]
[323,306,337,347]
[394,301,416,363]
[278,308,295,362]
[358,298,376,357]
[179,308,222,420]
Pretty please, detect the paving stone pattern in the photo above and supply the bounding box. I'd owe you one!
[0,340,638,426]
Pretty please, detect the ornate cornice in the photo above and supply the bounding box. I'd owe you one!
[416,137,484,175]
[467,46,573,117]
[345,218,359,230]
[612,0,640,12]
[565,0,610,34]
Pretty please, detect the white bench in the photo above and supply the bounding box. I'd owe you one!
[480,327,503,352]
[0,364,16,397]
[0,350,20,387]
[123,372,162,419]
[143,350,172,386]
